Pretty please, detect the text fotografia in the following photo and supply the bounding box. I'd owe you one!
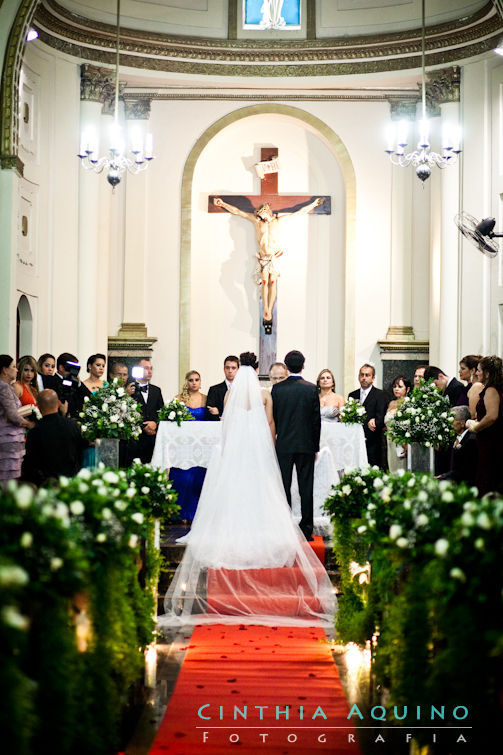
[197,704,469,722]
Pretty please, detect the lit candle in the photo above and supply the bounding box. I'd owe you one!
[145,645,157,688]
[385,123,395,152]
[442,123,453,150]
[397,120,408,147]
[130,126,142,154]
[418,118,430,148]
[145,133,153,159]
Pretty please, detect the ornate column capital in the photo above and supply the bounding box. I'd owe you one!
[387,97,419,121]
[123,97,152,120]
[426,65,461,116]
[80,64,115,103]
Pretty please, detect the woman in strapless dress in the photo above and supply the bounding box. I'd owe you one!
[170,370,208,522]
[316,368,345,421]
[385,374,411,473]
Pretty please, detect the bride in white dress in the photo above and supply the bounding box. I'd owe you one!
[158,352,335,628]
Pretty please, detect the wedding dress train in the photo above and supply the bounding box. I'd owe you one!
[158,366,336,627]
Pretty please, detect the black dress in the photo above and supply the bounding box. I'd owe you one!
[475,384,503,495]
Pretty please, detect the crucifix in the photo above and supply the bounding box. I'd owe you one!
[209,147,331,377]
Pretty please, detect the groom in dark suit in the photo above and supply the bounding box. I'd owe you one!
[272,350,321,541]
[129,357,164,463]
[205,355,240,421]
[348,364,387,468]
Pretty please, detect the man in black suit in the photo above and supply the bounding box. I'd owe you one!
[272,350,320,541]
[348,364,387,468]
[205,355,240,421]
[424,365,467,474]
[53,351,84,419]
[21,389,86,486]
[423,366,467,406]
[130,357,164,463]
[438,406,477,486]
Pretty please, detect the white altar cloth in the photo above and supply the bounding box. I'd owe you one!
[151,420,368,535]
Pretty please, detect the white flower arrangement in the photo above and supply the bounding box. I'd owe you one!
[387,381,456,448]
[339,396,367,425]
[79,378,143,441]
[158,398,194,426]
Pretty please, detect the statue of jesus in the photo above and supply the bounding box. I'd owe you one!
[213,196,324,328]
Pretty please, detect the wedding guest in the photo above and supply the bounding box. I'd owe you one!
[413,365,427,387]
[205,355,239,420]
[459,354,484,417]
[467,356,503,495]
[54,352,82,418]
[348,364,387,467]
[384,375,411,472]
[0,355,34,483]
[14,355,39,409]
[109,360,128,383]
[316,368,345,422]
[438,405,477,486]
[81,353,106,397]
[21,389,86,486]
[129,357,164,463]
[37,352,56,391]
[269,362,288,385]
[171,370,207,522]
[423,365,466,406]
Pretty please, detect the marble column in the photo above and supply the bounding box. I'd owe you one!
[437,100,461,374]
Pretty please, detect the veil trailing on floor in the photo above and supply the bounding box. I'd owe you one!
[158,366,336,627]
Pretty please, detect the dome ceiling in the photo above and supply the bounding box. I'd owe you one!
[33,0,503,80]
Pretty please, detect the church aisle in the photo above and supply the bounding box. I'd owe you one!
[146,623,361,754]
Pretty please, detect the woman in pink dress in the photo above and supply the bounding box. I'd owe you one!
[0,355,35,483]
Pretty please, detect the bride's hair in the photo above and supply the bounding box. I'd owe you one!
[239,351,258,369]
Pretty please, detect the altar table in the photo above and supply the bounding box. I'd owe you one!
[151,421,368,534]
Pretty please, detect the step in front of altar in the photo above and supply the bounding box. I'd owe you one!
[158,525,340,614]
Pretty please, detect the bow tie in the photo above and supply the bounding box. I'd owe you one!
[140,385,149,393]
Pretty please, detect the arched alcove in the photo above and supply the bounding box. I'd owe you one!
[16,294,33,359]
[179,104,356,392]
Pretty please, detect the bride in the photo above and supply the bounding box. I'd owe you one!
[158,352,335,627]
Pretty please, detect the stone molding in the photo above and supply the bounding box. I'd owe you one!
[123,98,152,120]
[426,66,461,116]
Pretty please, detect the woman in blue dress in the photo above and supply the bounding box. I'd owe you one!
[170,370,207,522]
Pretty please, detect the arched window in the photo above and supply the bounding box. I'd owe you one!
[16,295,33,360]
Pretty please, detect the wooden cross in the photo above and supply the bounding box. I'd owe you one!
[209,147,331,378]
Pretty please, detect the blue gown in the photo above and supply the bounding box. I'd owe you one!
[169,406,207,522]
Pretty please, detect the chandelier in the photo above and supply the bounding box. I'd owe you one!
[385,0,461,182]
[77,0,153,189]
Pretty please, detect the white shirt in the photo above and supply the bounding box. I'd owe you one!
[360,386,372,404]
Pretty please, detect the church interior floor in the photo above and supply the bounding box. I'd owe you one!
[124,525,382,755]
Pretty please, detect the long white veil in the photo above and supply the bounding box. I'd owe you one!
[158,366,336,627]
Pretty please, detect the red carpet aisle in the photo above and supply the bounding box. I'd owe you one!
[148,624,361,755]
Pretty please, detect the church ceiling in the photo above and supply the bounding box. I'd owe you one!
[33,0,503,78]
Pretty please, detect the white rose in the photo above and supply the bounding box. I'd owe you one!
[441,491,454,503]
[78,483,89,494]
[101,403,108,412]
[403,501,411,510]
[128,534,139,548]
[15,485,33,509]
[415,513,429,527]
[357,525,367,533]
[96,533,107,542]
[389,524,402,540]
[117,387,125,397]
[341,485,352,496]
[141,486,150,494]
[417,491,428,502]
[114,500,127,511]
[78,468,91,480]
[126,487,136,498]
[396,537,409,549]
[50,557,63,571]
[132,512,144,524]
[367,503,376,510]
[407,478,415,488]
[450,567,466,582]
[55,503,69,519]
[168,411,176,420]
[434,538,449,556]
[0,566,29,587]
[373,478,384,490]
[2,606,29,631]
[97,486,108,497]
[102,507,112,520]
[70,500,85,516]
[20,532,33,548]
[424,441,431,447]
[460,512,474,527]
[474,537,485,550]
[81,425,88,433]
[380,487,392,503]
[476,513,491,530]
[103,471,119,484]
